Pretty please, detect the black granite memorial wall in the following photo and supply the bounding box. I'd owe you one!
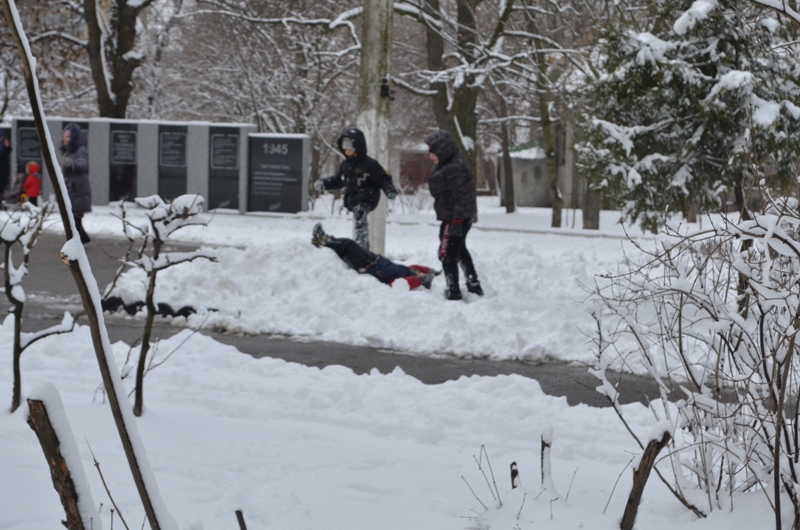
[158,124,188,201]
[208,127,240,210]
[15,120,41,177]
[248,136,304,213]
[109,122,137,201]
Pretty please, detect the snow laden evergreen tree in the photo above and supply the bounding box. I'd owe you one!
[578,0,800,233]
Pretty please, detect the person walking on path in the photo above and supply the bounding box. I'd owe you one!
[424,129,483,301]
[311,222,438,290]
[61,123,91,244]
[313,128,397,249]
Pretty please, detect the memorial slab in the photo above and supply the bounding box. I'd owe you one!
[248,134,309,213]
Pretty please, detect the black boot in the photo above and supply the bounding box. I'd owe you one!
[466,276,483,296]
[446,288,463,301]
[444,270,462,300]
[311,222,331,247]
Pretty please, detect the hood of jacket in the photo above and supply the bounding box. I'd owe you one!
[424,129,460,166]
[62,123,86,154]
[338,128,368,162]
[27,162,40,175]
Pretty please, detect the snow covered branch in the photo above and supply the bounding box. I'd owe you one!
[28,31,88,47]
[747,0,800,27]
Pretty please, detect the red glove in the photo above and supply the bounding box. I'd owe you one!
[449,218,464,237]
[439,222,450,261]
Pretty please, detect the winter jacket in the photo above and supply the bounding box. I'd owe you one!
[60,123,92,214]
[424,130,478,221]
[23,162,41,199]
[319,128,396,212]
[0,138,11,190]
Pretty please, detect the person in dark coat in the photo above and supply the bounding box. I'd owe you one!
[313,128,397,249]
[61,123,91,244]
[0,132,11,193]
[424,129,483,301]
[311,222,438,290]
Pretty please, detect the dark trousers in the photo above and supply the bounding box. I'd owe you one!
[74,213,90,243]
[439,219,478,292]
[352,203,370,249]
[324,236,411,284]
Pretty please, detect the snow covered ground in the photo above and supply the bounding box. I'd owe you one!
[0,195,780,529]
[93,196,652,367]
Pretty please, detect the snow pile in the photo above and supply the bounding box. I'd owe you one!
[97,199,635,364]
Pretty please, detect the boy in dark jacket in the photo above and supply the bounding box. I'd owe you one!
[311,222,438,290]
[424,129,483,301]
[314,128,397,249]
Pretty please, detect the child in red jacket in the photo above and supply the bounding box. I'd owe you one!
[22,161,41,206]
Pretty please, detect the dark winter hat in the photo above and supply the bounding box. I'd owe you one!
[62,123,86,153]
[425,129,459,164]
[337,129,368,161]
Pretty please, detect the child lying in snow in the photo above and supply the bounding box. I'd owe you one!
[311,223,439,290]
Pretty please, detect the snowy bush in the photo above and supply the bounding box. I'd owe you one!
[591,189,800,527]
[109,195,216,416]
[0,200,75,413]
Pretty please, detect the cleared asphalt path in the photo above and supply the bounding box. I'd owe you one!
[8,231,661,408]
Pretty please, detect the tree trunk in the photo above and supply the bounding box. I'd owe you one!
[685,199,698,223]
[534,38,561,228]
[500,129,515,213]
[424,0,485,178]
[6,242,24,413]
[27,399,89,530]
[620,432,671,530]
[359,0,393,255]
[734,181,753,319]
[583,188,601,230]
[10,305,22,413]
[135,268,159,417]
[84,0,153,118]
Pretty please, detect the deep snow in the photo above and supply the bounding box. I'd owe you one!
[0,196,782,529]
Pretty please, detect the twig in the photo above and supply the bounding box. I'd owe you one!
[481,445,502,507]
[473,454,497,501]
[604,455,635,514]
[517,492,527,520]
[550,497,559,519]
[86,440,131,530]
[461,475,488,510]
[565,467,578,502]
[147,313,211,372]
